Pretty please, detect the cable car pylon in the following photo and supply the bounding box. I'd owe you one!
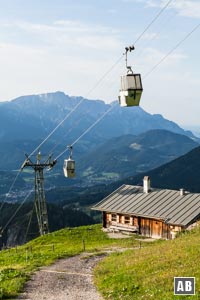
[21,152,57,236]
[119,45,143,107]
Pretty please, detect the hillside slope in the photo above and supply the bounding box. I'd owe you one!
[78,129,198,183]
[95,227,200,300]
[120,145,200,192]
[0,224,136,299]
[0,202,96,247]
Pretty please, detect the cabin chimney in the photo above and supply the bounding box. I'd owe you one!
[180,188,185,196]
[143,176,150,193]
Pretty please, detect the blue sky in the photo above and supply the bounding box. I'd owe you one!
[0,0,199,127]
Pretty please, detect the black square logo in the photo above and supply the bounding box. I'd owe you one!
[174,277,195,295]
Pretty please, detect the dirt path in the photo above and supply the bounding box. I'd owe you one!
[17,253,105,300]
[17,233,152,300]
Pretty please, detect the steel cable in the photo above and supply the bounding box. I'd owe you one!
[2,189,34,233]
[143,22,200,80]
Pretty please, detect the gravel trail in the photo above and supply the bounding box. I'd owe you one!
[17,253,104,300]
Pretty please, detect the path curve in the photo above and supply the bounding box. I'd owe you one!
[17,253,104,300]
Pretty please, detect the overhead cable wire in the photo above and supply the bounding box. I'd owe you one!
[71,104,116,146]
[134,10,177,62]
[28,105,82,158]
[24,204,35,242]
[48,106,97,155]
[0,169,22,213]
[48,116,83,155]
[134,0,173,45]
[143,22,200,79]
[1,189,34,233]
[55,103,117,160]
[28,56,124,159]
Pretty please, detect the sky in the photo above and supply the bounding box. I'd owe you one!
[0,0,199,127]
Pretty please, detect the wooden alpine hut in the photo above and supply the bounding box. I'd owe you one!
[92,176,200,239]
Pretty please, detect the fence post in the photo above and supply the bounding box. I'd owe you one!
[52,244,55,252]
[26,250,28,263]
[82,239,85,251]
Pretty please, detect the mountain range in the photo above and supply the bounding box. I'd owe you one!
[0,91,195,143]
[0,91,197,172]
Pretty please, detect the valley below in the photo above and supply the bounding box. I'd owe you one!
[0,92,200,248]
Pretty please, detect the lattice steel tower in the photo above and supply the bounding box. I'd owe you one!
[21,152,56,235]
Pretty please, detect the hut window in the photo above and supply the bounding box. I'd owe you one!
[175,226,181,232]
[111,214,117,222]
[125,216,130,224]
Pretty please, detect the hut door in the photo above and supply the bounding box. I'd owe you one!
[140,218,150,236]
[151,220,162,238]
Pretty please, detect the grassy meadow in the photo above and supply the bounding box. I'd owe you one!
[1,224,200,299]
[0,224,138,299]
[94,227,200,300]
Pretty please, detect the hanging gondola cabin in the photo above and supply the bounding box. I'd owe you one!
[63,157,75,178]
[119,73,143,107]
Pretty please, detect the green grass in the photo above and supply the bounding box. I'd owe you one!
[0,224,138,299]
[94,228,200,300]
[2,225,200,300]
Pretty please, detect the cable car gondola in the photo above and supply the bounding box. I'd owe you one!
[119,45,143,107]
[63,145,75,178]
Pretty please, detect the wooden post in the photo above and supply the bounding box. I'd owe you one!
[82,239,85,251]
[52,244,55,252]
[26,250,28,263]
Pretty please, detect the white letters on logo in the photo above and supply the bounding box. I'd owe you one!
[177,281,184,291]
[185,281,192,291]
